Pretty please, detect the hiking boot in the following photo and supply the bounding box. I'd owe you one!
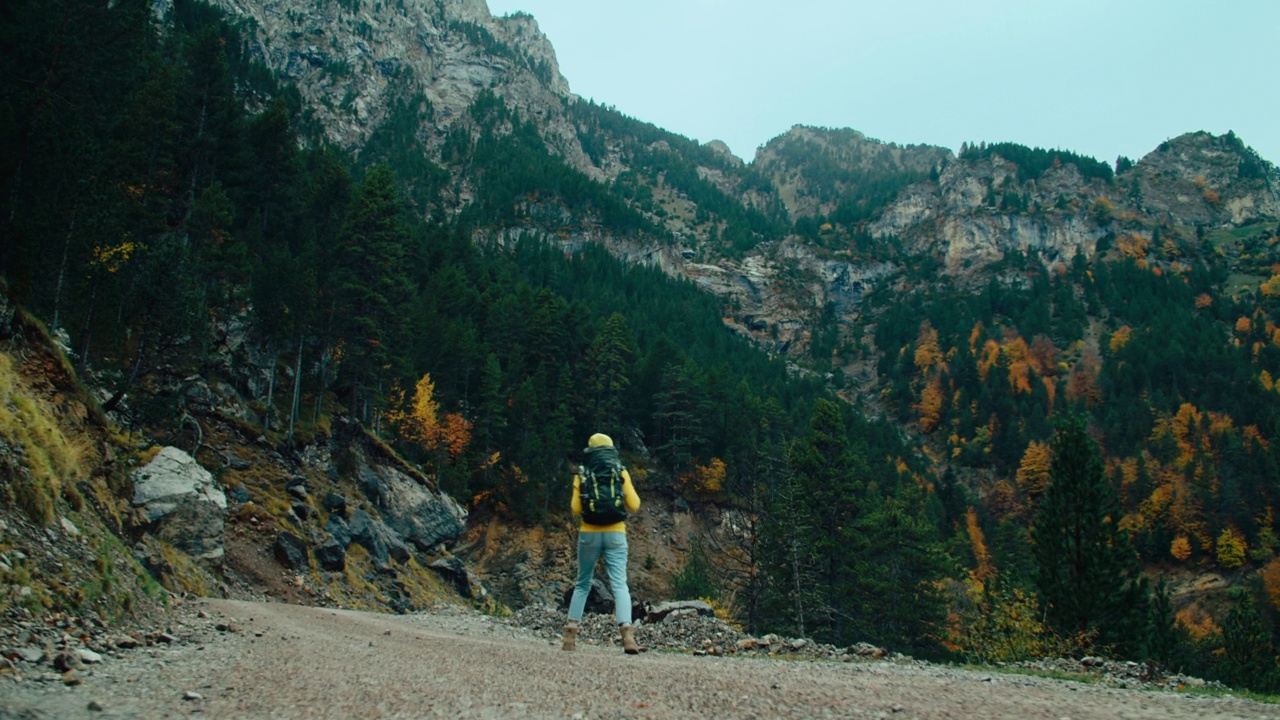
[620,623,643,654]
[561,624,579,651]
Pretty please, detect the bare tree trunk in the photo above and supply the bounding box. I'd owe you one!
[288,336,303,440]
[264,349,276,431]
[51,208,76,333]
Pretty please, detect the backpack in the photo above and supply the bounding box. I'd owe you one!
[579,448,628,525]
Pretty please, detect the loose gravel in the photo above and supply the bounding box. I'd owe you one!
[0,598,1276,719]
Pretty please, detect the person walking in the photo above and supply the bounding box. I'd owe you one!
[563,433,643,654]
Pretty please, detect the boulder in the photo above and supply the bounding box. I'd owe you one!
[561,578,614,616]
[644,600,715,624]
[428,556,487,599]
[353,459,467,551]
[324,515,351,547]
[348,509,410,566]
[314,539,346,572]
[272,532,309,569]
[322,493,348,517]
[132,447,227,559]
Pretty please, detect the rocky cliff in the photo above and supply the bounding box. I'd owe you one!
[193,0,1278,365]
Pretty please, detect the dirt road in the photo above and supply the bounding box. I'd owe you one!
[2,598,1277,719]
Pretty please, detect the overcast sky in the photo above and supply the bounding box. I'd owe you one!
[484,0,1279,167]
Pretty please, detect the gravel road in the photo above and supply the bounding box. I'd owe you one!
[2,598,1278,719]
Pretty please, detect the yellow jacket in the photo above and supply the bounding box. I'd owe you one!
[572,469,641,533]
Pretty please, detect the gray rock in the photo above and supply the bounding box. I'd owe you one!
[352,460,467,551]
[429,557,487,599]
[645,600,715,624]
[562,578,614,616]
[273,532,309,570]
[76,648,103,664]
[314,539,346,572]
[132,447,227,559]
[322,493,348,517]
[324,515,351,547]
[15,646,43,663]
[348,510,410,566]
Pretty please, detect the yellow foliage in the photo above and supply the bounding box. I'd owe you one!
[386,374,470,461]
[1015,441,1052,498]
[89,240,136,273]
[913,321,943,372]
[1116,233,1150,259]
[678,458,726,500]
[1261,370,1275,393]
[1171,535,1192,561]
[1109,325,1133,353]
[1215,526,1247,569]
[1260,275,1280,298]
[948,578,1078,664]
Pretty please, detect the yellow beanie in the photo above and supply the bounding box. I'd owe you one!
[587,433,613,447]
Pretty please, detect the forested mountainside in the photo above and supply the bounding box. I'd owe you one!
[4,0,1280,695]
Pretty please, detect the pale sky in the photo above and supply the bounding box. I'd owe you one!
[485,0,1279,168]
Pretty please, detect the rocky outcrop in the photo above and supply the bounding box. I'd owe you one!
[1125,131,1279,226]
[351,456,467,552]
[132,447,227,560]
[201,0,590,174]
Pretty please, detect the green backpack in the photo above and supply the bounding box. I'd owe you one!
[579,447,627,525]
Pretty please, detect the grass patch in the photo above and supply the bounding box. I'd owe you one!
[0,352,96,524]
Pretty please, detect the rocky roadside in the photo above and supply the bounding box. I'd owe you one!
[0,597,1258,719]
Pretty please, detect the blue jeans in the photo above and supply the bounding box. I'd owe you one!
[568,531,631,625]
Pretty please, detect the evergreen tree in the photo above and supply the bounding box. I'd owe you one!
[1033,415,1148,655]
[331,164,413,414]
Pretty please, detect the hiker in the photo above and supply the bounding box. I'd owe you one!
[563,432,643,654]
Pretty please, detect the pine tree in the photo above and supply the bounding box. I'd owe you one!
[331,164,413,415]
[1033,415,1148,655]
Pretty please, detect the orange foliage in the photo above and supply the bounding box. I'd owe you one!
[1194,293,1213,309]
[1264,558,1280,612]
[1202,188,1221,206]
[988,479,1022,520]
[968,322,985,354]
[1176,606,1221,641]
[1171,535,1192,561]
[916,375,944,433]
[1235,316,1253,335]
[440,413,473,461]
[1065,347,1103,406]
[1261,275,1280,298]
[976,339,1000,382]
[1028,335,1059,377]
[965,508,993,582]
